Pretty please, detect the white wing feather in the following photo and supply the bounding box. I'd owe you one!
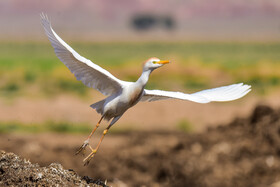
[40,13,125,96]
[141,83,251,103]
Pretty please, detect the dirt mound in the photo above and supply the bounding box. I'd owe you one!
[1,105,280,186]
[0,151,107,187]
[86,105,280,187]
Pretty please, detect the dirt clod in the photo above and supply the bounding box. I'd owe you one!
[82,176,108,187]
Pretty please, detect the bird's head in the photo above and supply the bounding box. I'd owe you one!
[143,57,170,72]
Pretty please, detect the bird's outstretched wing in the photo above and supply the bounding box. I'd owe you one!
[40,13,125,96]
[141,83,251,103]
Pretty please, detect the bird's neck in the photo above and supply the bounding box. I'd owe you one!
[136,69,152,87]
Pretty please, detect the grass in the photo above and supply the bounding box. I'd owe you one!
[176,120,193,133]
[0,41,280,98]
[1,42,279,69]
[0,121,138,134]
[0,120,193,134]
[0,121,92,134]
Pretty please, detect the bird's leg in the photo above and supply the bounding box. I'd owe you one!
[82,116,121,165]
[75,116,103,155]
[83,125,111,165]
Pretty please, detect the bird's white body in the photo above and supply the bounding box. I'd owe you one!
[93,70,150,122]
[101,83,143,119]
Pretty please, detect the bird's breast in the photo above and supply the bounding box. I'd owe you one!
[127,86,144,107]
[102,85,144,119]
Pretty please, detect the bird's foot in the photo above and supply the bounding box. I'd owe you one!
[83,149,97,166]
[75,139,89,155]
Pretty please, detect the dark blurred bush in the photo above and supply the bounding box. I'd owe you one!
[131,15,175,31]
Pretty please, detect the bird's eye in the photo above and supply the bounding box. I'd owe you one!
[152,61,157,64]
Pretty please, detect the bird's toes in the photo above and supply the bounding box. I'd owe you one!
[83,156,93,166]
[83,150,97,166]
[75,141,89,155]
[83,159,91,166]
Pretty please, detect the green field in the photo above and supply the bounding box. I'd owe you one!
[1,42,280,98]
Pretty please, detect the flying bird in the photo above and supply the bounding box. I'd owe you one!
[40,13,251,165]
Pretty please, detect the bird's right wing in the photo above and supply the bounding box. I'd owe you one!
[40,13,126,96]
[141,83,251,103]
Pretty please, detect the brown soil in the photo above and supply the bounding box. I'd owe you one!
[0,94,261,132]
[1,105,280,186]
[0,151,107,186]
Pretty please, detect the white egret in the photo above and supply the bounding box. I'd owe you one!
[40,14,251,165]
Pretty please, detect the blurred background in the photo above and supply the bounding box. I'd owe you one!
[1,0,280,186]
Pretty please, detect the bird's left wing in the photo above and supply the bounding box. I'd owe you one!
[40,13,126,96]
[141,83,251,103]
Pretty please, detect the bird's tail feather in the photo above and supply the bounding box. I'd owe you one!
[90,100,105,115]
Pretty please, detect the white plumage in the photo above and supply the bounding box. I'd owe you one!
[40,13,251,165]
[41,14,126,96]
[141,83,251,103]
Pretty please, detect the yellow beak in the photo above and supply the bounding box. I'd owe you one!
[156,60,170,65]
